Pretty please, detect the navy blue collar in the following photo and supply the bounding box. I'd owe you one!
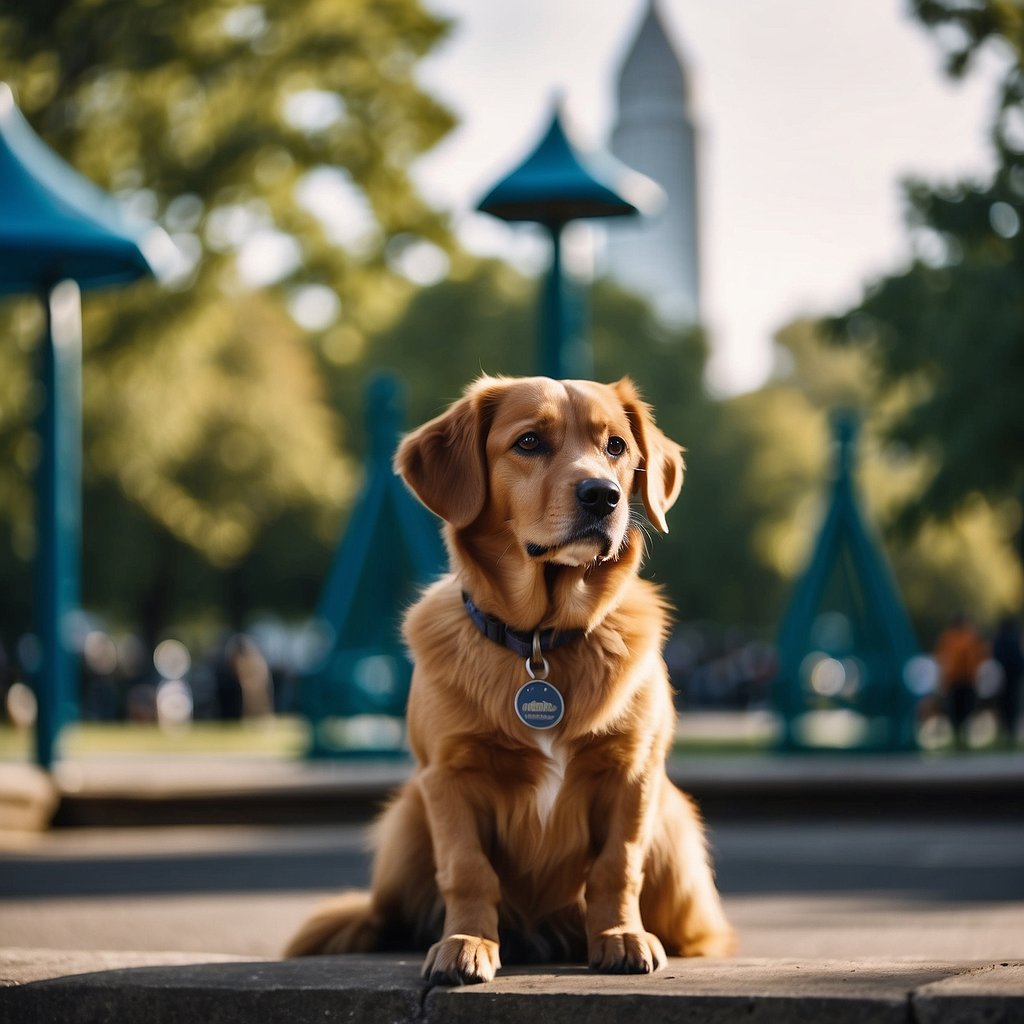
[462,592,583,659]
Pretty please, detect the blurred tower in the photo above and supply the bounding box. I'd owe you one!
[605,0,700,325]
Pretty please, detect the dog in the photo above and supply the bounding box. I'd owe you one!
[284,375,734,983]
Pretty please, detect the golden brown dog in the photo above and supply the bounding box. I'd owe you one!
[285,375,733,983]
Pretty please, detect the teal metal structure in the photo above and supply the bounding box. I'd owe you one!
[301,375,445,757]
[0,84,173,769]
[773,414,920,752]
[477,101,662,380]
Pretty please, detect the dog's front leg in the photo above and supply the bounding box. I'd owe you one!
[585,770,666,974]
[417,767,502,985]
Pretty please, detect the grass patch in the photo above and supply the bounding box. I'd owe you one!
[673,736,775,757]
[0,717,310,761]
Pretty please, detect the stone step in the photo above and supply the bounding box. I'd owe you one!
[1,951,1021,1024]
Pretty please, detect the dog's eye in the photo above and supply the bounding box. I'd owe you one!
[514,433,544,454]
[606,436,627,457]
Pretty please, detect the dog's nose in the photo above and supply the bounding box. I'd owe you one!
[576,478,621,518]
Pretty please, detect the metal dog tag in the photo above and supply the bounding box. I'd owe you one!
[514,679,564,730]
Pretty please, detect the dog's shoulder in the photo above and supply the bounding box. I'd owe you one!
[600,575,674,653]
[402,574,467,652]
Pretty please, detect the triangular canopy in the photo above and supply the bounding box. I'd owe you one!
[312,376,444,647]
[774,414,919,751]
[300,375,446,756]
[0,82,175,294]
[477,101,663,225]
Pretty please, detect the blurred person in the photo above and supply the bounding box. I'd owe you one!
[934,612,987,748]
[215,636,243,721]
[218,634,273,720]
[125,682,158,723]
[0,641,10,722]
[992,615,1023,745]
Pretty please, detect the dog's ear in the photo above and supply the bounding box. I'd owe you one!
[394,378,502,529]
[614,378,685,534]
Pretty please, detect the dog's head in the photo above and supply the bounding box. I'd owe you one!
[395,376,684,568]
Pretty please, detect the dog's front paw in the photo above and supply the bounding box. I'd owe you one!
[589,930,667,975]
[423,934,501,985]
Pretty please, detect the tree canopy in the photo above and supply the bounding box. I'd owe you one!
[830,0,1024,570]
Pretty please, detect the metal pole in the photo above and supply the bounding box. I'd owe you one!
[539,223,596,381]
[540,222,566,380]
[33,280,82,769]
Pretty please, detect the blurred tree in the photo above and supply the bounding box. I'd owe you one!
[764,319,1021,642]
[0,0,456,645]
[331,259,537,431]
[830,0,1024,589]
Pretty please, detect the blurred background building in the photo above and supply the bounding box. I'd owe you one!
[605,0,701,327]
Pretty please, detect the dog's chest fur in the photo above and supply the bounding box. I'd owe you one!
[531,732,570,829]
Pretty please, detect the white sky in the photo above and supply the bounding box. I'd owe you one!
[411,0,1004,394]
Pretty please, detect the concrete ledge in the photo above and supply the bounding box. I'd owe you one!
[1,951,1020,1024]
[26,751,1024,829]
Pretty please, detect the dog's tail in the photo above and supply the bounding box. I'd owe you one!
[283,890,382,957]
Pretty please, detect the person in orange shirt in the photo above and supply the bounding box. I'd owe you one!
[934,612,988,748]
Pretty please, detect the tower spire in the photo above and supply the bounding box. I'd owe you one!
[605,2,700,326]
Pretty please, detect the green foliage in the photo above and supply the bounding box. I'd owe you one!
[766,319,1021,639]
[830,0,1024,574]
[332,260,538,431]
[0,0,456,643]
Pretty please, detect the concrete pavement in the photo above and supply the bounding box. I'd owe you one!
[2,821,1023,959]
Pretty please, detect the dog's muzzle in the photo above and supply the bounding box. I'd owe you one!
[525,478,622,561]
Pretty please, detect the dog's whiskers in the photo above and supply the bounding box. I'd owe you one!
[628,506,654,559]
[496,527,518,565]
